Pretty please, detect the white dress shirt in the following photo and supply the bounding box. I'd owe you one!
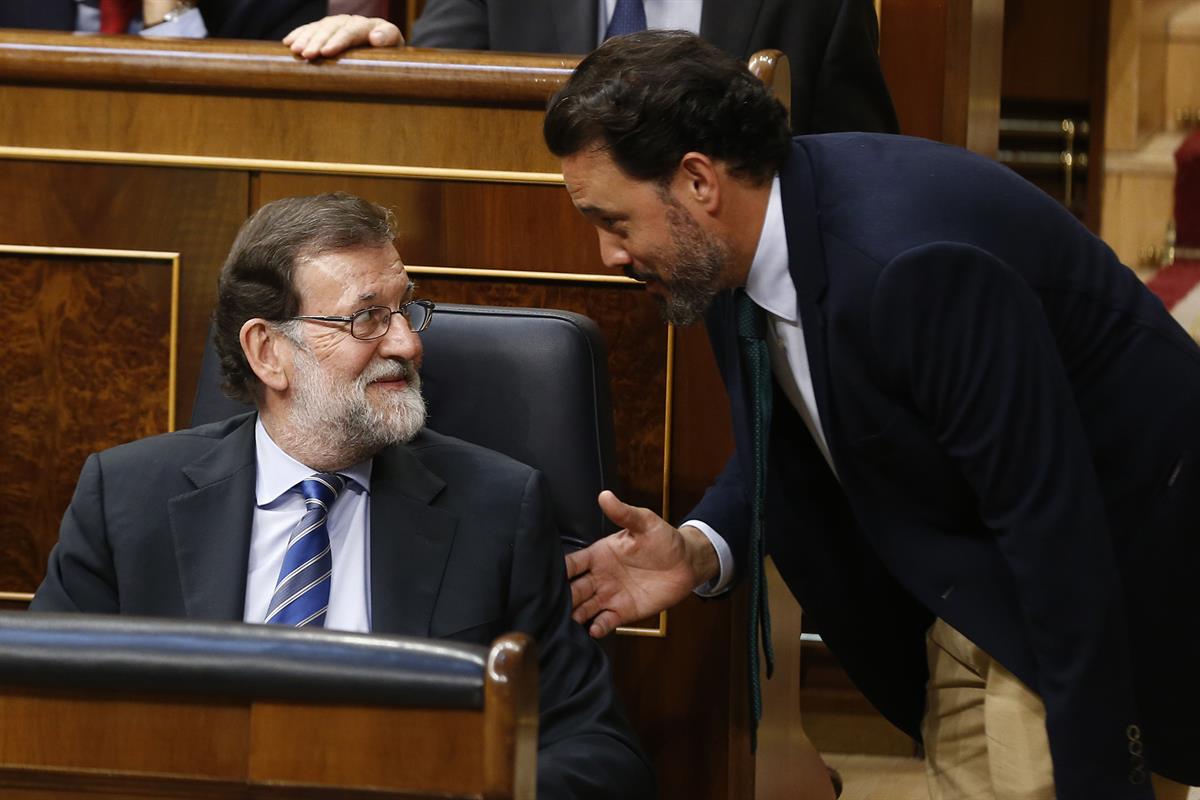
[243,417,374,632]
[690,175,836,594]
[597,0,702,45]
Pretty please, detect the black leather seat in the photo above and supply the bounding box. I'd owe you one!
[0,610,488,706]
[191,303,619,550]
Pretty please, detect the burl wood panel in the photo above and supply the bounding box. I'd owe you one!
[0,160,250,426]
[0,254,173,595]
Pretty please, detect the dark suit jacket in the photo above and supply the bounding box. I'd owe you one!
[31,414,655,800]
[411,0,898,135]
[0,0,325,39]
[690,135,1200,794]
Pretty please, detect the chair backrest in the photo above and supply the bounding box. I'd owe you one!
[0,611,536,798]
[191,304,619,550]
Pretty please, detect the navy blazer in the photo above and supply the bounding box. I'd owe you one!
[690,135,1200,793]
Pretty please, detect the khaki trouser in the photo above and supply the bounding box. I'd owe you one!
[921,619,1191,800]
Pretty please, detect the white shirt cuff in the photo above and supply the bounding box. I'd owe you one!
[683,519,734,597]
[140,7,208,38]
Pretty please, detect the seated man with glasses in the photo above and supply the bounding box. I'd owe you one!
[30,192,655,800]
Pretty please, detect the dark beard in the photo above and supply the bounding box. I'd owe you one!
[658,205,728,326]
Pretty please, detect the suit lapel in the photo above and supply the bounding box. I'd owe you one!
[168,414,257,621]
[367,444,455,636]
[700,0,765,59]
[551,0,597,53]
[778,141,839,462]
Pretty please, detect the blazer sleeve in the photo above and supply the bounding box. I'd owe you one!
[29,454,120,614]
[869,242,1152,799]
[686,454,751,582]
[507,470,656,800]
[410,0,491,49]
[803,0,898,134]
[768,0,898,135]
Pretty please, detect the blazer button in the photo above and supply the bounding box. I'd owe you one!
[1126,724,1146,783]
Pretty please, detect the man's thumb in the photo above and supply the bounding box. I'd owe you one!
[597,490,639,530]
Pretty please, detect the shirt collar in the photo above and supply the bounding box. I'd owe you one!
[743,175,797,323]
[254,416,373,506]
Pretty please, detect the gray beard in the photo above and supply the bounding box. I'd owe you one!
[281,348,427,470]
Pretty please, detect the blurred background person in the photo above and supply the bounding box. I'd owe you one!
[285,0,899,136]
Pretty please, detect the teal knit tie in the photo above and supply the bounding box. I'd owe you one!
[735,289,775,751]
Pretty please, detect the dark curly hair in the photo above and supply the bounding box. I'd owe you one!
[214,193,396,404]
[544,30,791,184]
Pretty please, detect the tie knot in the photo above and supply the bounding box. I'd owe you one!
[604,0,647,39]
[735,289,768,340]
[297,473,345,508]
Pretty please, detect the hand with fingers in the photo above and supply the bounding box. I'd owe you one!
[565,490,722,638]
[284,14,403,60]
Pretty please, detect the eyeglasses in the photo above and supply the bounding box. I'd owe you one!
[289,299,435,341]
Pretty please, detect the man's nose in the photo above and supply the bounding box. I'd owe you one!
[376,314,423,364]
[598,230,631,271]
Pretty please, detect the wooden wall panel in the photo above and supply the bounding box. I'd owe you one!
[256,175,599,273]
[0,693,248,778]
[0,86,559,174]
[0,161,250,428]
[879,0,1004,156]
[0,253,174,595]
[1002,0,1100,103]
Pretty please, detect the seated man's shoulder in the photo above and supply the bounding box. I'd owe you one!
[95,412,256,474]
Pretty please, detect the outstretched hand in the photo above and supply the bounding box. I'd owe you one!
[284,15,403,60]
[565,491,720,638]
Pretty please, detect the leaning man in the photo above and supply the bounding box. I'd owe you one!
[552,31,1198,799]
[31,193,655,800]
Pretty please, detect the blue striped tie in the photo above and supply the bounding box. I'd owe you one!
[736,289,775,752]
[604,0,647,39]
[265,473,345,628]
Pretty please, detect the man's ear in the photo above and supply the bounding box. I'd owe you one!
[240,318,292,393]
[674,151,722,214]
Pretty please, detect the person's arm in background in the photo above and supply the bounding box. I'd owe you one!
[284,13,403,59]
[800,0,898,133]
[141,0,208,37]
[285,0,494,59]
[721,0,897,134]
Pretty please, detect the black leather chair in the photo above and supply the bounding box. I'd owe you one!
[191,303,619,550]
